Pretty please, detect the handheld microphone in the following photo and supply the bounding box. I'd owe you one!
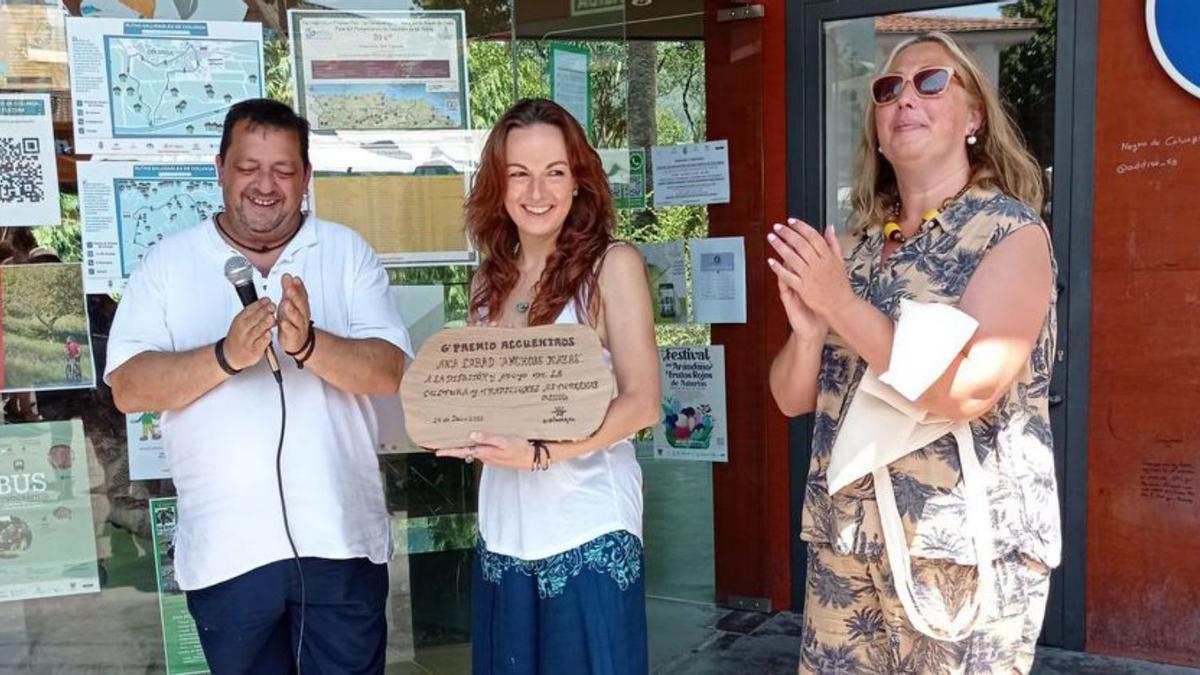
[224,254,307,670]
[223,255,281,381]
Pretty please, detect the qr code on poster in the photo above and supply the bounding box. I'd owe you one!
[0,137,45,204]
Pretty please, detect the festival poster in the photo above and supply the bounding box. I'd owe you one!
[654,346,728,462]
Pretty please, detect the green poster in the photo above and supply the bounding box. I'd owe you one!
[150,498,209,675]
[614,148,646,210]
[549,42,591,133]
[0,420,99,602]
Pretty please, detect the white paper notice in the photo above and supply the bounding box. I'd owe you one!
[654,346,728,462]
[376,285,446,454]
[550,44,589,132]
[65,18,264,155]
[127,412,168,480]
[651,140,730,207]
[690,236,746,324]
[78,161,221,294]
[0,94,60,227]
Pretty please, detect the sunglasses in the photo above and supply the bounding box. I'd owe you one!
[870,67,960,105]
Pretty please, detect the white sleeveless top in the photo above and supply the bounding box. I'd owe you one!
[477,293,643,561]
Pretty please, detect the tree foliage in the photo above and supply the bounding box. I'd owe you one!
[1000,0,1056,170]
[3,265,84,335]
[33,194,82,263]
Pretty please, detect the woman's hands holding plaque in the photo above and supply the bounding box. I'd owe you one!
[436,432,540,470]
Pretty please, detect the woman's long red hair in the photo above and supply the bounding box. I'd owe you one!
[466,98,615,326]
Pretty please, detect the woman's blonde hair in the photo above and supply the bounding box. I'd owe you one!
[849,31,1043,233]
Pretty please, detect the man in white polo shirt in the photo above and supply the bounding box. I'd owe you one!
[106,99,411,674]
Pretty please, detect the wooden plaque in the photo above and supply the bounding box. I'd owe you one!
[399,324,614,449]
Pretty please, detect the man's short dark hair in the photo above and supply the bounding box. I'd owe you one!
[218,98,311,167]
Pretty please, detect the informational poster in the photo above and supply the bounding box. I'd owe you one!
[550,43,590,133]
[690,236,746,324]
[314,0,418,10]
[150,498,210,675]
[127,412,167,480]
[655,346,727,462]
[289,10,469,132]
[78,161,221,294]
[599,147,646,210]
[0,4,70,91]
[0,264,96,394]
[0,94,61,227]
[311,172,471,265]
[651,140,730,207]
[637,241,687,324]
[375,285,445,454]
[0,420,100,603]
[65,18,264,155]
[77,1,248,21]
[307,129,476,265]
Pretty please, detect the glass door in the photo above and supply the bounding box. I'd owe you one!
[795,0,1072,646]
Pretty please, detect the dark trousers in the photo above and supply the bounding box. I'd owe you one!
[185,557,388,675]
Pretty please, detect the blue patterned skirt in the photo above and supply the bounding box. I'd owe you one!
[472,530,648,675]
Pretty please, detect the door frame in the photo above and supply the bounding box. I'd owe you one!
[785,0,1095,650]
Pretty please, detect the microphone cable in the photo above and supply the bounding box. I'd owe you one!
[270,362,307,673]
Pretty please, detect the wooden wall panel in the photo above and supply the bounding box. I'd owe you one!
[706,0,792,610]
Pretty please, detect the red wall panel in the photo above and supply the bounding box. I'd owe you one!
[1087,0,1200,666]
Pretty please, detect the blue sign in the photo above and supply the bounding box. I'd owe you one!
[1146,0,1200,98]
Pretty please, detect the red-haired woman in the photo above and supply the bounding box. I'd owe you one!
[436,98,660,674]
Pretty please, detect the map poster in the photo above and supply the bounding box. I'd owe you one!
[289,10,469,132]
[78,161,222,294]
[77,1,248,21]
[150,498,209,675]
[0,420,101,603]
[65,18,264,156]
[654,346,728,462]
[0,94,61,227]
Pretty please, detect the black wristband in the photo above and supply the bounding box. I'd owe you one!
[214,338,242,376]
[530,440,551,472]
[291,322,316,369]
[285,320,315,356]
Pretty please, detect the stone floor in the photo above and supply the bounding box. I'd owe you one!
[655,609,1200,675]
